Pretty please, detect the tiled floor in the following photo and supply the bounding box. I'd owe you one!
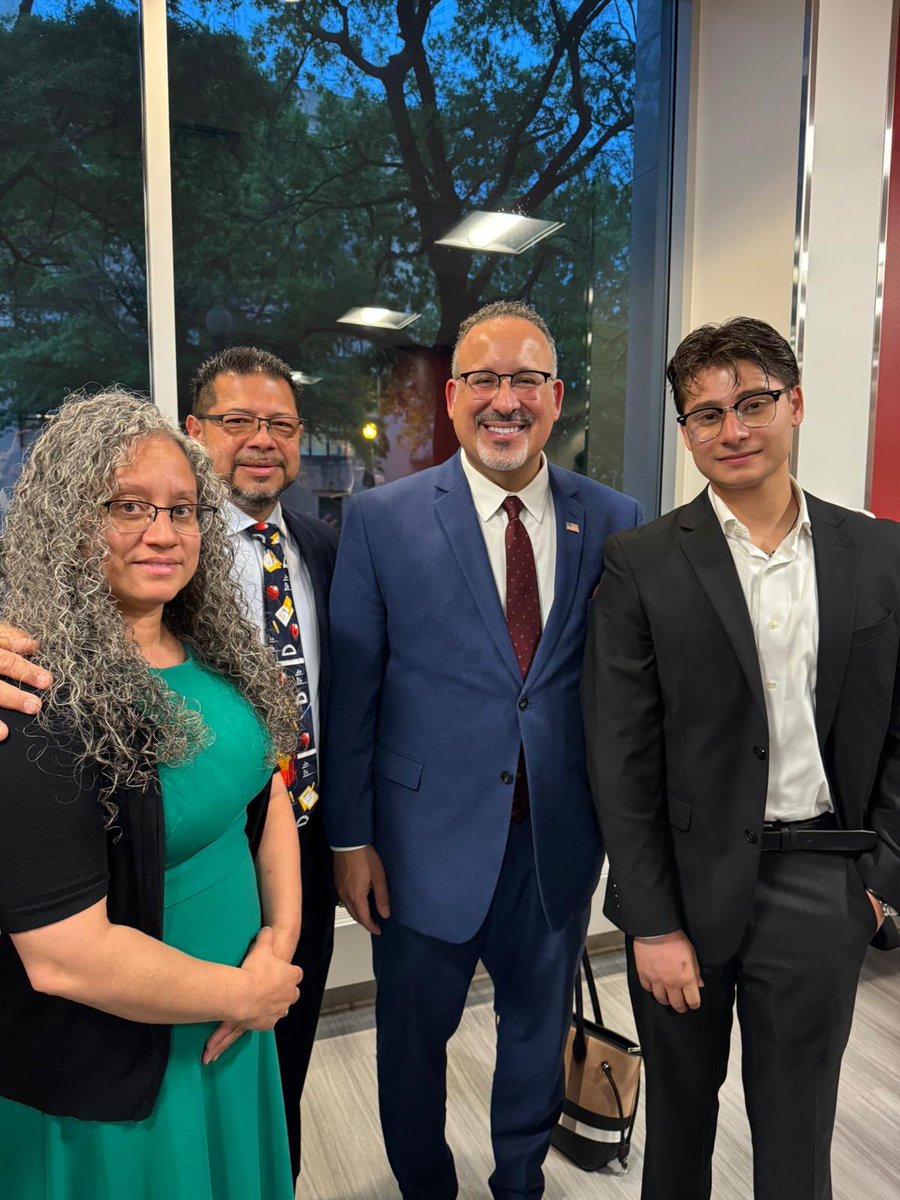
[299,947,900,1199]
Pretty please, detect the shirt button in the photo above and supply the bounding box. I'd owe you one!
[501,771,514,785]
[765,679,777,690]
[753,746,767,761]
[744,829,759,844]
[768,619,778,630]
[518,697,529,710]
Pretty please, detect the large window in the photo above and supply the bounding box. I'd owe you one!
[0,0,149,500]
[0,2,675,516]
[166,0,675,520]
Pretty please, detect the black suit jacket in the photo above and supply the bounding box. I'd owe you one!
[582,489,900,963]
[245,503,339,965]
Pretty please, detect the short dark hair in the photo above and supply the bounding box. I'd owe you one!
[666,317,800,414]
[191,346,302,415]
[451,300,557,377]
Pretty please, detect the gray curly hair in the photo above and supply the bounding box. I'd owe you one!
[0,389,297,801]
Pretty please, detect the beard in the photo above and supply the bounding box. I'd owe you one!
[227,459,292,515]
[473,409,533,474]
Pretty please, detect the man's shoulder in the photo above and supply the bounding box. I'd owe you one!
[348,463,450,515]
[280,502,339,550]
[548,464,641,520]
[604,493,702,554]
[806,492,900,541]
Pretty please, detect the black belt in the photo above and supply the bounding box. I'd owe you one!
[761,812,877,853]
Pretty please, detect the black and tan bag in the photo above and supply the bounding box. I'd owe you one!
[551,949,642,1172]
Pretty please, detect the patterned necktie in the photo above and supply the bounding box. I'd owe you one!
[247,522,318,831]
[502,495,542,822]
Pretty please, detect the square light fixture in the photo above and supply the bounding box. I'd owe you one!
[337,306,420,331]
[435,211,565,255]
[290,371,322,385]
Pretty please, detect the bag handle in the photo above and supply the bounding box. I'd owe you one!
[601,1059,637,1172]
[581,947,604,1026]
[572,947,604,1063]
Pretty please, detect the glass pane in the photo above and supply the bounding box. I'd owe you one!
[167,1,671,523]
[0,0,149,501]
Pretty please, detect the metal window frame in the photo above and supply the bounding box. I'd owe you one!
[139,0,178,424]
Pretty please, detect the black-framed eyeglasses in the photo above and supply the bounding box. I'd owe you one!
[195,413,306,440]
[102,500,217,535]
[676,388,789,444]
[456,370,554,395]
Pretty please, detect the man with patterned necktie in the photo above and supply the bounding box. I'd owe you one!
[185,346,337,1181]
[0,347,336,1180]
[325,301,642,1200]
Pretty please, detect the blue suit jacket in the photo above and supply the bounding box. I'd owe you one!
[324,454,642,943]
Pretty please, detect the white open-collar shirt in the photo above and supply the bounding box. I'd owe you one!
[708,482,832,823]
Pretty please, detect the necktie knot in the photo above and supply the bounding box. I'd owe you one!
[502,495,524,522]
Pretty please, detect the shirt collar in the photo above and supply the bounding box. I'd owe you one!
[708,479,811,550]
[459,448,551,524]
[226,499,285,537]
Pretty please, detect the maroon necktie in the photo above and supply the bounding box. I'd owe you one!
[502,495,542,822]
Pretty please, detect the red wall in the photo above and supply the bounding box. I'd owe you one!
[870,28,900,517]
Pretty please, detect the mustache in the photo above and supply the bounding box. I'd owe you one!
[475,409,534,427]
[234,455,286,467]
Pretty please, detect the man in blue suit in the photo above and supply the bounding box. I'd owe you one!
[325,300,641,1200]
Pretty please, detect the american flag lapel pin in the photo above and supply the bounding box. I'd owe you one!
[566,521,580,533]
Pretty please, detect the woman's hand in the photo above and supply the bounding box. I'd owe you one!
[202,927,302,1064]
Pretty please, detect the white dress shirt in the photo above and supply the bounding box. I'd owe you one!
[225,499,321,745]
[708,483,832,823]
[459,450,557,626]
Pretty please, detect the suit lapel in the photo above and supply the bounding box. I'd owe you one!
[283,512,330,639]
[679,491,767,718]
[282,510,333,699]
[527,468,585,684]
[808,495,857,746]
[433,456,522,683]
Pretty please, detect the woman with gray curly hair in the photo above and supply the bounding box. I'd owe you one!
[0,391,303,1200]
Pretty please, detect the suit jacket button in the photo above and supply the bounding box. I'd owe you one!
[753,746,767,761]
[518,697,529,710]
[744,829,758,844]
[501,771,514,784]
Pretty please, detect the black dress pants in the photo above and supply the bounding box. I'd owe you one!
[629,850,877,1200]
[274,818,335,1181]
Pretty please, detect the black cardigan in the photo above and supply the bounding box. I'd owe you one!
[0,708,270,1121]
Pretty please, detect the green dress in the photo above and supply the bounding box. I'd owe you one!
[0,655,295,1200]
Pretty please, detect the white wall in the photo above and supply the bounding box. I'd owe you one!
[669,0,808,507]
[669,0,895,512]
[795,0,894,507]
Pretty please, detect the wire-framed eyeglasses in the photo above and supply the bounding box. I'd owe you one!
[195,413,305,440]
[676,388,789,444]
[102,500,217,535]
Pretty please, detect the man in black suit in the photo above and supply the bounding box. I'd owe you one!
[185,347,336,1180]
[582,317,900,1200]
[0,347,337,1181]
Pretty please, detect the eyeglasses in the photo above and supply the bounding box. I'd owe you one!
[676,388,788,444]
[456,370,554,396]
[102,500,217,535]
[195,413,305,440]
